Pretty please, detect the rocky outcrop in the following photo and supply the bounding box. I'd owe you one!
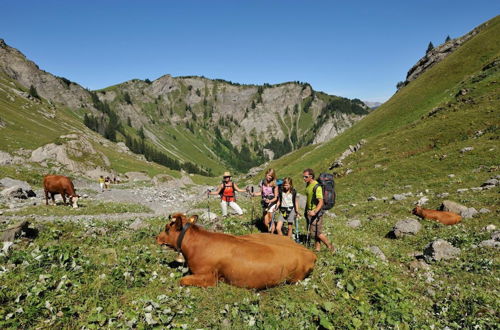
[329,139,366,169]
[400,24,482,88]
[29,134,110,176]
[0,39,93,110]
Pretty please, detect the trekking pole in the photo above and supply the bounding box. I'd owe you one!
[295,214,300,243]
[250,186,254,223]
[206,189,211,216]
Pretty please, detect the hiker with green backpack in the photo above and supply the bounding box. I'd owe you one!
[303,168,336,253]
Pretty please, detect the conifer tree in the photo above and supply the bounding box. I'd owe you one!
[29,85,40,99]
[445,35,451,42]
[426,41,434,54]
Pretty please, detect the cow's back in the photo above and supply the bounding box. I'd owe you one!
[43,175,74,195]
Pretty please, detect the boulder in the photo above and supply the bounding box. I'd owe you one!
[482,224,496,232]
[152,174,174,187]
[393,194,406,201]
[0,177,35,196]
[0,151,13,165]
[368,246,387,262]
[347,219,362,229]
[480,208,491,214]
[390,219,421,238]
[200,211,218,221]
[1,220,30,242]
[492,231,500,241]
[128,219,149,230]
[478,240,500,249]
[367,196,377,201]
[408,259,430,271]
[481,178,499,187]
[440,200,477,218]
[424,239,460,261]
[1,186,28,199]
[125,172,151,182]
[460,147,474,153]
[417,196,429,205]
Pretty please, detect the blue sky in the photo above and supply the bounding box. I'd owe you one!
[1,1,498,102]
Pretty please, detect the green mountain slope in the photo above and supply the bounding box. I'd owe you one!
[0,72,187,183]
[88,77,367,175]
[263,15,500,189]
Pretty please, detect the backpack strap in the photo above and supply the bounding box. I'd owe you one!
[312,183,320,206]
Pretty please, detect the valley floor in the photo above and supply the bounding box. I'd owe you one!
[0,176,498,328]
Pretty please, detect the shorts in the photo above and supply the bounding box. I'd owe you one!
[261,201,277,213]
[277,207,296,224]
[305,211,324,237]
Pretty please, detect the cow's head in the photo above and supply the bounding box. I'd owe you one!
[71,195,80,209]
[156,213,198,248]
[412,206,422,215]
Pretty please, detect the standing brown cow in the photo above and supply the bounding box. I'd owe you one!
[43,175,79,208]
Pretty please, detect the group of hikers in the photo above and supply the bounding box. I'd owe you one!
[208,168,335,253]
[98,175,120,192]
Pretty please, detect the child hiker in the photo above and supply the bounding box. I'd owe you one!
[209,171,246,217]
[251,169,279,232]
[276,177,300,239]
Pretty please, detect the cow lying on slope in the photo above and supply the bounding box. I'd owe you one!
[156,213,317,289]
[412,206,461,225]
[43,175,79,208]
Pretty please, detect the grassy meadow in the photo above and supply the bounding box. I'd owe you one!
[0,176,498,328]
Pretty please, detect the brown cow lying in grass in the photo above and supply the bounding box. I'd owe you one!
[412,206,461,225]
[156,213,317,289]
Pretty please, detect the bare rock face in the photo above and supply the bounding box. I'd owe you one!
[313,112,364,144]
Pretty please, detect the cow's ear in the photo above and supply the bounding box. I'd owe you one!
[174,215,184,230]
[188,215,198,223]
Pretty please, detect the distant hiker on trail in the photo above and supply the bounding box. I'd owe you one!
[276,177,300,238]
[251,169,279,232]
[104,176,111,190]
[99,175,105,192]
[303,168,335,252]
[209,172,246,217]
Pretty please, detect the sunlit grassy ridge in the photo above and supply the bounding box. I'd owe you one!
[261,15,500,186]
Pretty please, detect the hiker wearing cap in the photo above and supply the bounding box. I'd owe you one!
[251,168,279,232]
[276,177,300,238]
[303,168,335,252]
[209,172,246,217]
